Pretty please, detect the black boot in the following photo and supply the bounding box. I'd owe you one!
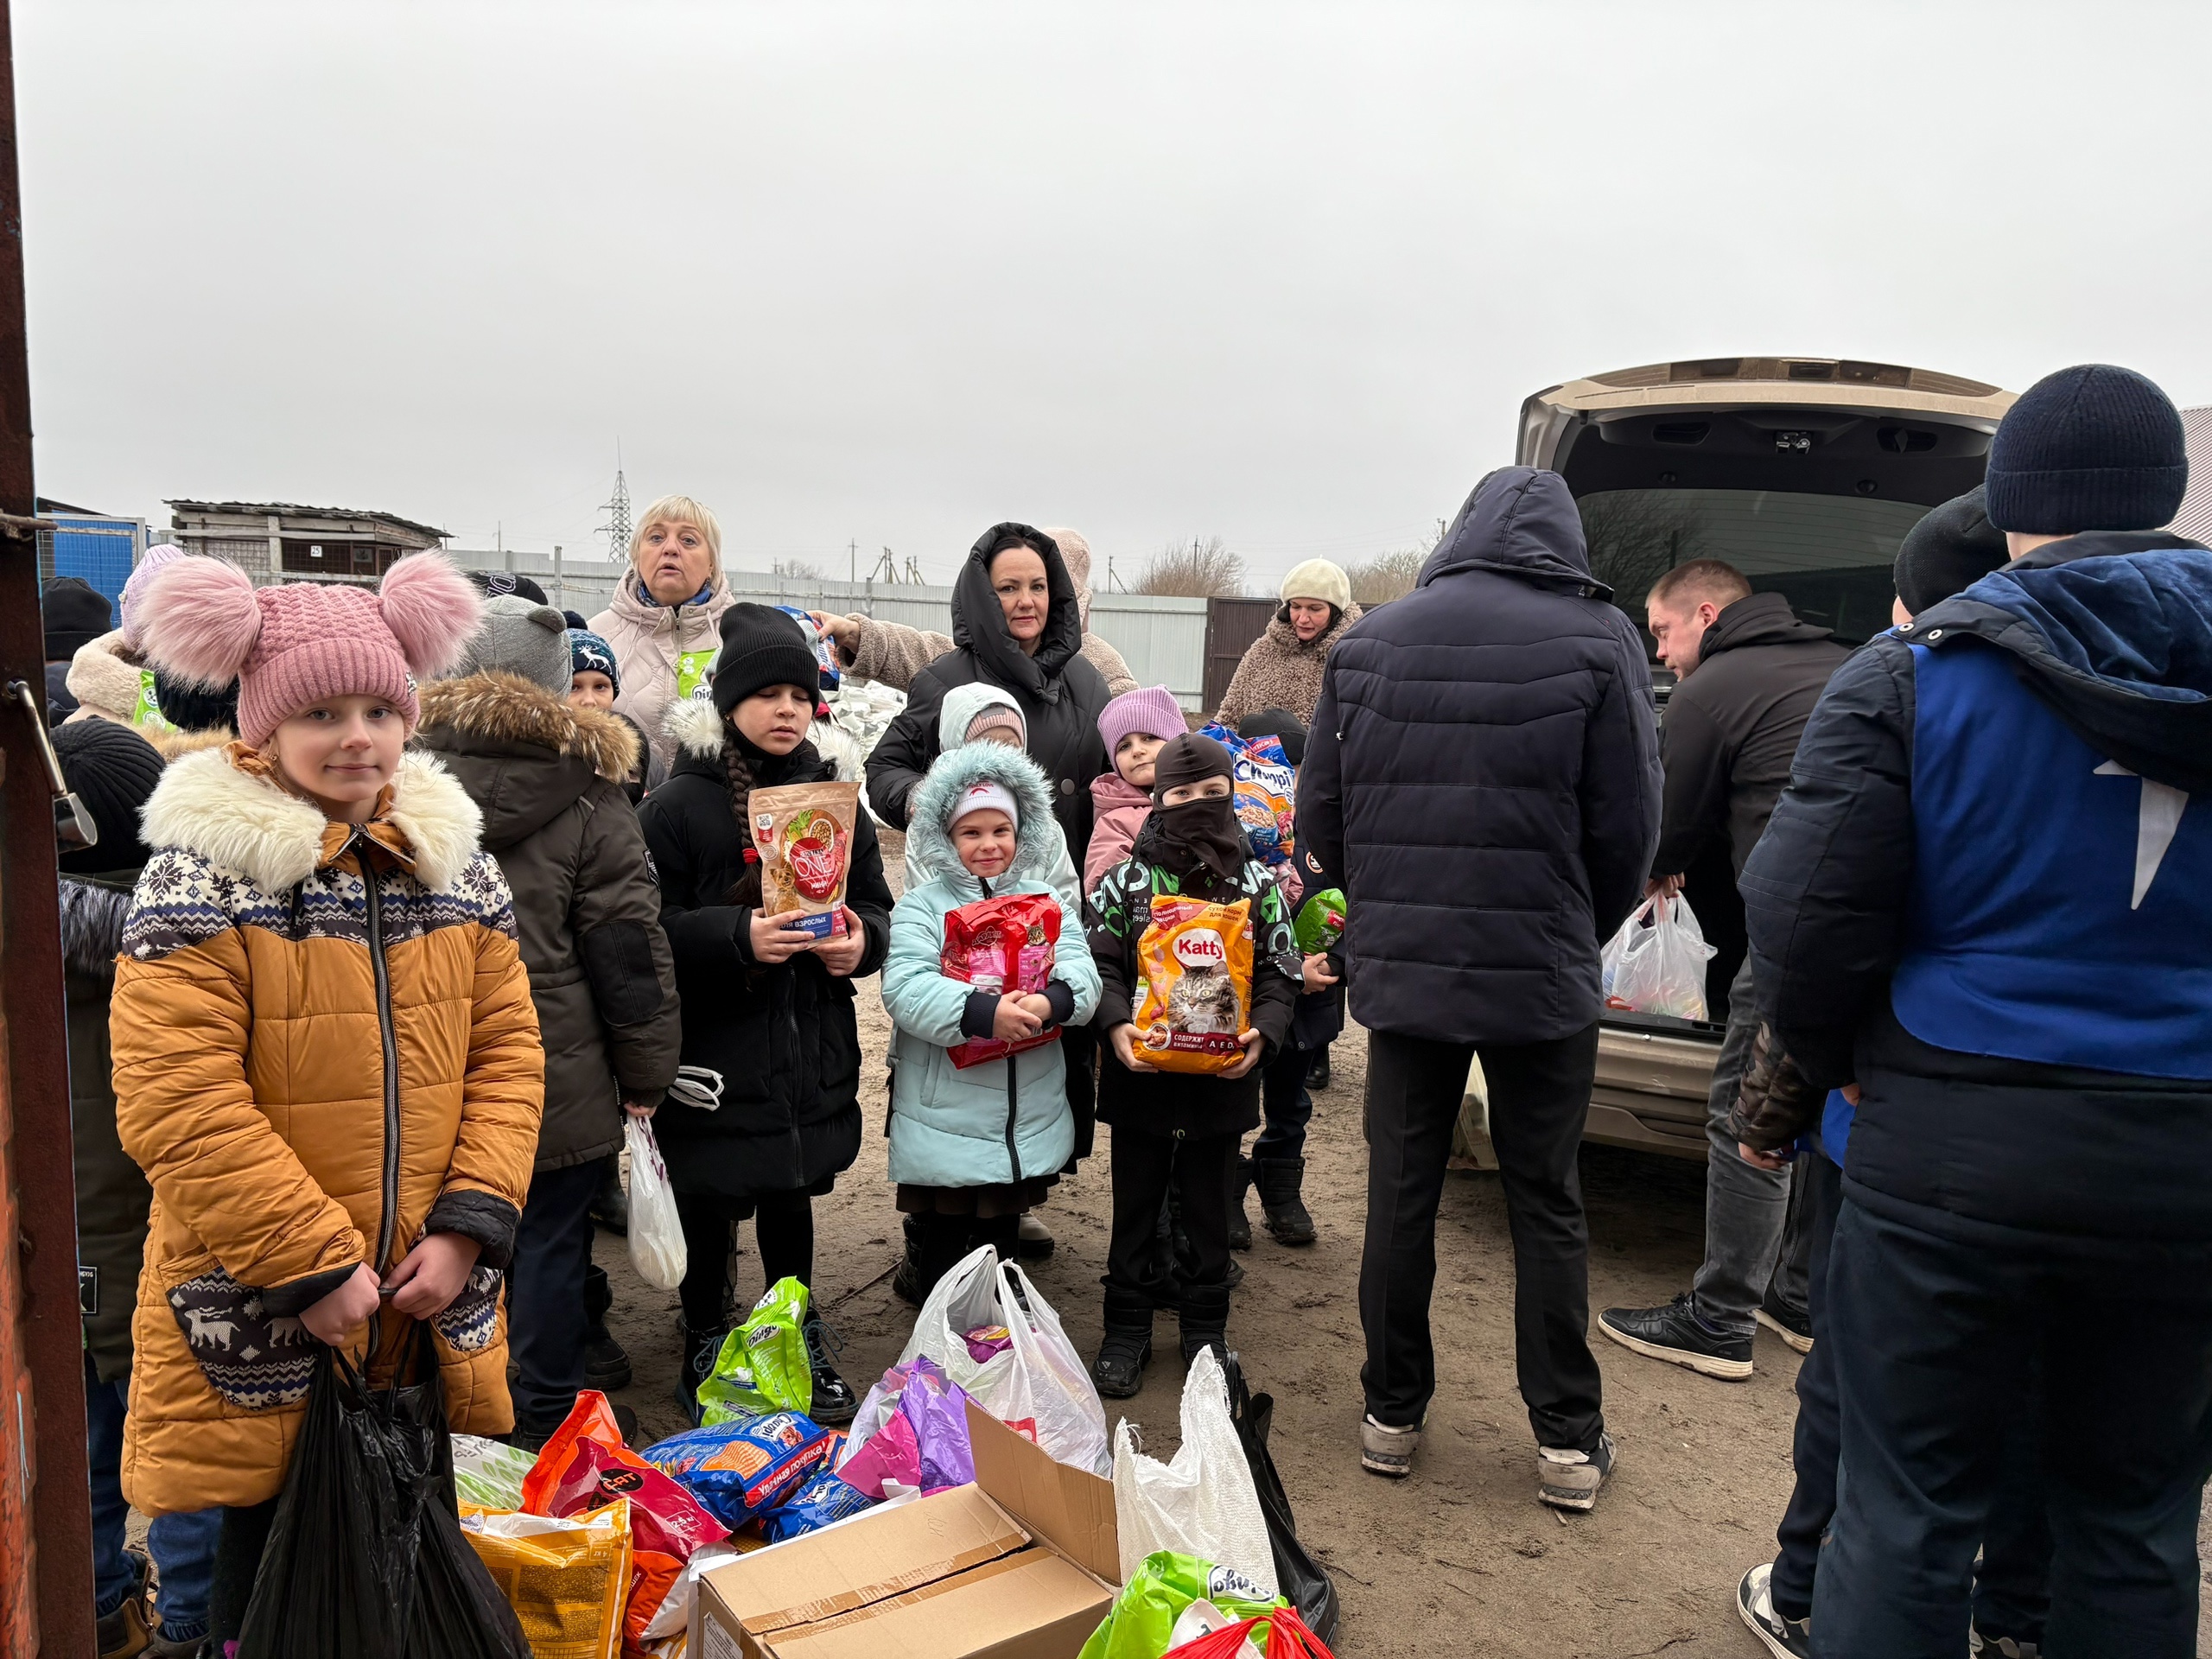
[582,1262,632,1392]
[1092,1289,1155,1399]
[1307,1045,1332,1091]
[1178,1282,1232,1366]
[589,1152,628,1236]
[1256,1158,1316,1246]
[804,1314,859,1427]
[676,1319,728,1427]
[1227,1155,1254,1251]
[893,1213,925,1308]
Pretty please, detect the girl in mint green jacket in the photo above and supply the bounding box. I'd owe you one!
[881,741,1101,1297]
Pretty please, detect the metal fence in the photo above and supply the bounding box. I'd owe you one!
[442,550,1215,709]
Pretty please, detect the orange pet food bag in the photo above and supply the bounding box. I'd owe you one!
[1131,895,1255,1075]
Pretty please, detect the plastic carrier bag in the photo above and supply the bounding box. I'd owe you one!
[1111,1348,1278,1597]
[1602,893,1717,1021]
[898,1245,1111,1477]
[1077,1553,1284,1659]
[1223,1355,1338,1643]
[695,1275,813,1423]
[626,1115,687,1291]
[237,1328,531,1659]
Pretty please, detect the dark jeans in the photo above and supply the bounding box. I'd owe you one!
[1360,1023,1604,1450]
[1817,1198,2212,1659]
[911,1211,1022,1302]
[1107,1128,1236,1302]
[509,1159,602,1425]
[86,1352,219,1639]
[676,1187,815,1334]
[1252,1043,1315,1164]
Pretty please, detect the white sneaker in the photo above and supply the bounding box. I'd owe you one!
[1360,1414,1421,1478]
[1736,1561,1814,1658]
[1536,1431,1615,1512]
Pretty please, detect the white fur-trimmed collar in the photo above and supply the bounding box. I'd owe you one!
[665,695,727,762]
[141,746,483,894]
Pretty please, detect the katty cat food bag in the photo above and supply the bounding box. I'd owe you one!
[748,780,860,939]
[1132,894,1255,1074]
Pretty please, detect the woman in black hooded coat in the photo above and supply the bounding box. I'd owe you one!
[865,523,1112,859]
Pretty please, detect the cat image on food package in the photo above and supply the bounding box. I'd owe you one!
[1133,896,1255,1073]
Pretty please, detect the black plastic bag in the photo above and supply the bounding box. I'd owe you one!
[1224,1352,1339,1643]
[238,1323,528,1659]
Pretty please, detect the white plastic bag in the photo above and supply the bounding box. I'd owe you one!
[899,1244,1111,1478]
[625,1116,687,1291]
[1602,893,1717,1021]
[1110,1347,1278,1596]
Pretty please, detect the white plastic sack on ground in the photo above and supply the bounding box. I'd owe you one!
[1602,893,1717,1021]
[899,1244,1111,1478]
[626,1116,687,1290]
[1110,1347,1278,1597]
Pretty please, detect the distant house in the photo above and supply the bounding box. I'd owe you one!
[166,500,448,586]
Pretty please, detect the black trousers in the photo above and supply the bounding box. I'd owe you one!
[911,1211,1023,1303]
[1253,1043,1315,1163]
[1360,1023,1603,1450]
[1107,1127,1236,1302]
[1062,1023,1097,1166]
[208,1497,279,1647]
[1817,1196,2212,1659]
[1771,1152,2055,1637]
[676,1188,816,1333]
[509,1159,601,1426]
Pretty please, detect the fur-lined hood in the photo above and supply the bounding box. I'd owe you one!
[905,741,1058,893]
[147,725,234,763]
[65,629,144,726]
[140,744,483,895]
[415,670,639,852]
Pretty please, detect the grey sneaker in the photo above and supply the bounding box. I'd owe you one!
[1536,1431,1615,1511]
[1971,1630,2042,1658]
[1360,1414,1421,1478]
[1737,1561,1814,1657]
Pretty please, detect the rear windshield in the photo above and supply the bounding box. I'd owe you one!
[1580,487,1929,648]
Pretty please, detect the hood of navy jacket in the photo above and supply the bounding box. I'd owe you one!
[1905,531,2212,795]
[1419,467,1610,600]
[949,523,1084,702]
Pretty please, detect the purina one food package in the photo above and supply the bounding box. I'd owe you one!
[748,780,860,939]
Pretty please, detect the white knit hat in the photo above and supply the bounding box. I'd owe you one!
[1280,558,1351,612]
[949,779,1020,829]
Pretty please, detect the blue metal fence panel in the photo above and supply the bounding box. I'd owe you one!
[43,517,141,617]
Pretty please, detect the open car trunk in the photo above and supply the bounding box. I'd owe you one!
[1516,356,2015,1156]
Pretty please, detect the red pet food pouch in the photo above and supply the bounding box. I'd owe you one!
[939,891,1063,1070]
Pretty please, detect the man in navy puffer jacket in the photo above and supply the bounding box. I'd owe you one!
[1742,365,2212,1659]
[1302,466,1661,1509]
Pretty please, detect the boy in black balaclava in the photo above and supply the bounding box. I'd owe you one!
[1084,733,1300,1396]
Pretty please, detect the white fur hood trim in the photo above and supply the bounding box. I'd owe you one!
[665,695,726,762]
[141,747,484,894]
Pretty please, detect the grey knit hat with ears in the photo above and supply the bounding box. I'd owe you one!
[456,595,573,695]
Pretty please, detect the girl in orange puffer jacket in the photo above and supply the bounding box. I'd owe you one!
[116,553,544,1648]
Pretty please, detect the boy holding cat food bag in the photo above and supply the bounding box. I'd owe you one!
[1084,732,1300,1396]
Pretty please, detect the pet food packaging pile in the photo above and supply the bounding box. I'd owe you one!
[1131,896,1255,1075]
[456,1254,1336,1658]
[939,890,1065,1069]
[1198,722,1297,869]
[747,780,861,940]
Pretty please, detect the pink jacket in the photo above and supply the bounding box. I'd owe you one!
[1084,772,1153,898]
[588,570,736,772]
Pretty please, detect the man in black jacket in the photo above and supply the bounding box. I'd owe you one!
[1302,466,1661,1510]
[1599,562,1847,1380]
[1743,365,2212,1657]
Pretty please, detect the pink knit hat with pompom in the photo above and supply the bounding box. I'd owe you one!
[138,554,484,747]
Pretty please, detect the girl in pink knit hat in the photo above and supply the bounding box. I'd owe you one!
[113,555,546,1647]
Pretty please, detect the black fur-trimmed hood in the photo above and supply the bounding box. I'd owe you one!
[60,871,138,982]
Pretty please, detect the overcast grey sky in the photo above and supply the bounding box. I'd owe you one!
[17,3,2212,588]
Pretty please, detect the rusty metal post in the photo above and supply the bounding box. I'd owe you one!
[0,0,98,1651]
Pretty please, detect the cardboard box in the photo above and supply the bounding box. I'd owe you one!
[696,1401,1119,1659]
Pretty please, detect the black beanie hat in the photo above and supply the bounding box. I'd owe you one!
[710,603,821,717]
[42,575,112,662]
[1984,364,2189,535]
[1238,708,1307,767]
[1894,486,2012,618]
[152,670,240,735]
[1149,731,1236,804]
[466,569,550,605]
[53,718,163,873]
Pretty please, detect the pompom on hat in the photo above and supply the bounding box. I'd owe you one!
[118,543,189,651]
[138,553,484,747]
